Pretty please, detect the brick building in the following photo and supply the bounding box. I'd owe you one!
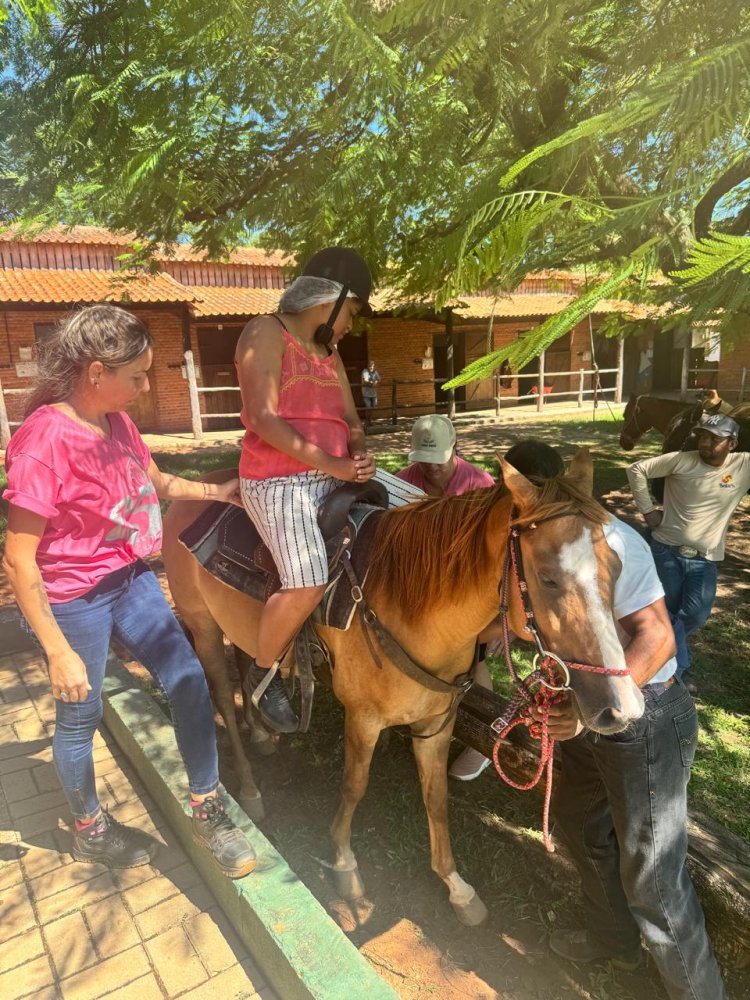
[1,226,655,438]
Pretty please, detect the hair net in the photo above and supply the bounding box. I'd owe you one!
[279,276,358,314]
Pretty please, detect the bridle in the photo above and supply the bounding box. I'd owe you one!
[491,510,629,852]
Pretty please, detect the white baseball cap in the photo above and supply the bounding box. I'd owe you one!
[408,414,457,464]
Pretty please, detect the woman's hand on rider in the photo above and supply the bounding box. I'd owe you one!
[212,477,244,507]
[48,648,92,704]
[530,694,583,741]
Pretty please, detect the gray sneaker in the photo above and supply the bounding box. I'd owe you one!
[192,796,257,879]
[549,929,642,970]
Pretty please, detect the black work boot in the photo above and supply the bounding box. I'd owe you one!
[549,929,642,970]
[191,795,257,879]
[242,662,299,734]
[71,809,157,868]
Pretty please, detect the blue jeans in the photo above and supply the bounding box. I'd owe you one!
[553,682,726,1000]
[650,541,718,676]
[39,561,219,819]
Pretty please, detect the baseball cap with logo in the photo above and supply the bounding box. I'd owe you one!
[695,413,740,440]
[408,414,457,464]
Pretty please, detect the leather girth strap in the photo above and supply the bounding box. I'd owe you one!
[339,554,476,739]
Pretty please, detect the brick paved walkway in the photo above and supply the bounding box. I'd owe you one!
[0,649,275,1000]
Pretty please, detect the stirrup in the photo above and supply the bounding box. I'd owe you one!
[250,660,280,709]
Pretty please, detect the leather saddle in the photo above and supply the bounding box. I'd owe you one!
[179,480,389,606]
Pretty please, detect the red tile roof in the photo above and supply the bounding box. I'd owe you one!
[0,224,136,246]
[0,225,290,267]
[188,286,283,317]
[160,246,291,267]
[0,268,197,305]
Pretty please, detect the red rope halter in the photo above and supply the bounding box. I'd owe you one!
[491,516,629,852]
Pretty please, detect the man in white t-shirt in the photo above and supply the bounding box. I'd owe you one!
[627,412,750,681]
[507,444,728,1000]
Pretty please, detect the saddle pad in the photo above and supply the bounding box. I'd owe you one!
[179,501,278,602]
[315,508,385,631]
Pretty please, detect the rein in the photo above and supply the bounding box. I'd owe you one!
[491,511,629,852]
[341,555,475,739]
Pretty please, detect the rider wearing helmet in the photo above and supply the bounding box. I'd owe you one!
[234,248,415,733]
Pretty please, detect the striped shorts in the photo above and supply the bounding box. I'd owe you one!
[239,468,423,590]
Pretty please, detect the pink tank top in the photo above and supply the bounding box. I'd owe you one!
[239,325,350,480]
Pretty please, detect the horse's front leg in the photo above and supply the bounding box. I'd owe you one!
[329,710,381,901]
[411,718,488,926]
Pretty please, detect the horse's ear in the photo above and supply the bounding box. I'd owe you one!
[497,453,538,508]
[567,447,594,495]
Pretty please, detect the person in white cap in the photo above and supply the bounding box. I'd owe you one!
[395,413,494,497]
[627,412,750,685]
[396,413,495,780]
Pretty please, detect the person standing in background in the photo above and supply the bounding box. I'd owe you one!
[361,360,381,424]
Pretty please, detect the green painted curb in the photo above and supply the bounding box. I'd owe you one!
[101,658,397,1000]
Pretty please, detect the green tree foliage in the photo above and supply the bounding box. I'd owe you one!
[2,1,750,375]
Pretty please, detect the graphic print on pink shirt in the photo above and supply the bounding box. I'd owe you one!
[4,406,161,602]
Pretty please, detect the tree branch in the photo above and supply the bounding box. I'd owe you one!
[694,158,750,239]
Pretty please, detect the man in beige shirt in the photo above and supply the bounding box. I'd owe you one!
[627,413,750,681]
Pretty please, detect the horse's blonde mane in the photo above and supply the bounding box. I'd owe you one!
[367,475,607,621]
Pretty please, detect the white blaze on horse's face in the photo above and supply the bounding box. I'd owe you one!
[558,527,626,670]
[556,525,644,732]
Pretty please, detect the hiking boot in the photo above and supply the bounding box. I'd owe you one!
[242,662,298,734]
[449,746,492,782]
[549,929,642,970]
[192,795,257,879]
[71,809,157,868]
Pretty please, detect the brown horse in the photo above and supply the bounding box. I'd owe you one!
[619,393,704,450]
[161,450,644,925]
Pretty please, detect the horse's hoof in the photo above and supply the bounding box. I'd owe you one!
[239,793,265,824]
[332,865,365,901]
[452,891,488,926]
[250,735,278,757]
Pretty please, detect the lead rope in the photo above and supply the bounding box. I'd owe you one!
[490,529,564,852]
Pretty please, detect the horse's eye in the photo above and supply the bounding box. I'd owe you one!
[540,577,559,589]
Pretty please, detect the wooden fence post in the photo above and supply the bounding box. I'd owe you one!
[578,369,585,408]
[184,350,203,440]
[680,342,690,401]
[615,336,624,403]
[390,380,398,424]
[739,367,747,403]
[536,351,545,412]
[444,308,456,419]
[0,373,11,449]
[493,374,500,416]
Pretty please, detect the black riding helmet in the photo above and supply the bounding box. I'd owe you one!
[303,247,374,317]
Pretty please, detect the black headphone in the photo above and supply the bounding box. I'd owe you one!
[313,286,350,348]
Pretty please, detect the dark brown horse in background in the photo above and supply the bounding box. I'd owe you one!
[619,394,706,451]
[161,452,644,924]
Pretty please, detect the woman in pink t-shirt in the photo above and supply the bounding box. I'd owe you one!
[235,248,416,734]
[3,305,254,878]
